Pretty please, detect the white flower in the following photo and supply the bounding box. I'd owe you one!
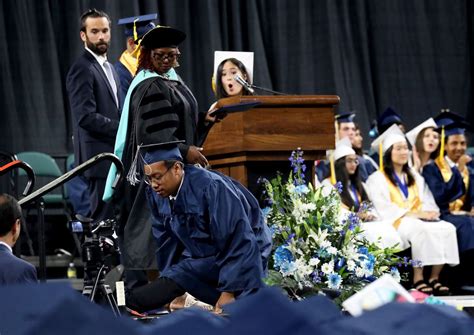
[327,246,338,255]
[321,184,333,197]
[295,258,313,277]
[320,240,331,249]
[355,266,365,278]
[321,261,334,275]
[286,183,296,194]
[347,259,356,271]
[309,257,320,267]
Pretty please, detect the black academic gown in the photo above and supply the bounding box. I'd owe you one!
[114,74,211,269]
[146,165,272,304]
[422,161,474,252]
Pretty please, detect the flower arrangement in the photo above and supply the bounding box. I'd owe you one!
[262,148,404,304]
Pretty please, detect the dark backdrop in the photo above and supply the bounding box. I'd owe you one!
[1,0,473,156]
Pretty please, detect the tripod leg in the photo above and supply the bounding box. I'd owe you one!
[101,284,121,316]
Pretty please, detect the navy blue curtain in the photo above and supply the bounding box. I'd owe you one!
[1,0,473,155]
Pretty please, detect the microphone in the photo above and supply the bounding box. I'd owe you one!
[234,75,255,94]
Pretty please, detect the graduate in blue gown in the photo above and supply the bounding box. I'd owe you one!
[126,142,272,313]
[422,114,474,254]
[316,111,374,183]
[369,107,405,167]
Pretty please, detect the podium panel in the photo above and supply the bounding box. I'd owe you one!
[203,95,339,192]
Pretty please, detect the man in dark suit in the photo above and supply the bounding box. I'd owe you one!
[0,194,37,285]
[66,9,122,220]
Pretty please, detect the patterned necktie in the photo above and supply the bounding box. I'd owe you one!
[103,61,118,107]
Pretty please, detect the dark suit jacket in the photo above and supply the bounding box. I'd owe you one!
[66,50,122,178]
[0,243,37,285]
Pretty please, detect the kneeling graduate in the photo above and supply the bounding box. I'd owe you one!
[126,141,272,313]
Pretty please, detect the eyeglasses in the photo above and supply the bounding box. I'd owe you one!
[345,158,360,165]
[152,52,180,62]
[143,166,172,185]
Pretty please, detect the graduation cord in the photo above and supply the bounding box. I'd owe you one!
[392,173,409,198]
[349,184,360,208]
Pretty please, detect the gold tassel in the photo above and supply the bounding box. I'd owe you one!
[330,150,336,185]
[435,126,453,182]
[379,141,384,173]
[133,18,139,42]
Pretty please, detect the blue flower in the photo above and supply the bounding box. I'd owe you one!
[335,181,343,194]
[327,273,342,289]
[358,247,369,255]
[335,257,346,270]
[273,246,294,270]
[311,271,322,284]
[295,184,310,195]
[347,212,360,231]
[262,207,272,217]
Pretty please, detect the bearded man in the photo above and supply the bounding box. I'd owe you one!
[66,8,123,220]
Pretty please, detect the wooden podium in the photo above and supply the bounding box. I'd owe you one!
[202,95,340,191]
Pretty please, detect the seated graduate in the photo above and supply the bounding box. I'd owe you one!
[125,141,272,313]
[366,125,459,295]
[421,112,474,254]
[316,112,374,184]
[321,138,403,249]
[405,118,439,173]
[369,107,406,166]
[0,194,37,285]
[353,123,378,175]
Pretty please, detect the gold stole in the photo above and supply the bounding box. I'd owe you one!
[449,167,469,212]
[384,174,422,229]
[435,156,453,182]
[118,51,138,76]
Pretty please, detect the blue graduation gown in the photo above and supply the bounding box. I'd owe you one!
[423,161,474,252]
[146,165,272,300]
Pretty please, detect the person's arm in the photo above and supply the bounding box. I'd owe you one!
[145,188,182,271]
[66,63,119,138]
[205,180,264,294]
[422,163,465,212]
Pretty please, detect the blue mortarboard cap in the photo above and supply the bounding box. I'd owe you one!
[434,111,470,137]
[434,111,466,127]
[335,111,356,123]
[141,140,184,165]
[0,283,139,335]
[324,302,474,335]
[377,107,403,129]
[441,122,466,137]
[118,14,158,39]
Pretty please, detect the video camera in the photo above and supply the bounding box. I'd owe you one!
[69,215,120,286]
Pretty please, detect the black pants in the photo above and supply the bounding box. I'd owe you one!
[126,277,186,313]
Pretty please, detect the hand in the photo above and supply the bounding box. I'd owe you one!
[186,146,209,167]
[417,211,439,221]
[213,292,235,314]
[358,212,375,222]
[457,154,472,172]
[412,146,421,172]
[205,102,222,123]
[470,208,474,217]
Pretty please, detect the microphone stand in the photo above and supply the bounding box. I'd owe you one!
[249,84,287,96]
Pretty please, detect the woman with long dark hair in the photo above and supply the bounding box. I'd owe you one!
[405,118,439,173]
[322,138,402,249]
[366,125,459,295]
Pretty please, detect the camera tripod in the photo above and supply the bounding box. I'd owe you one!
[83,263,121,316]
